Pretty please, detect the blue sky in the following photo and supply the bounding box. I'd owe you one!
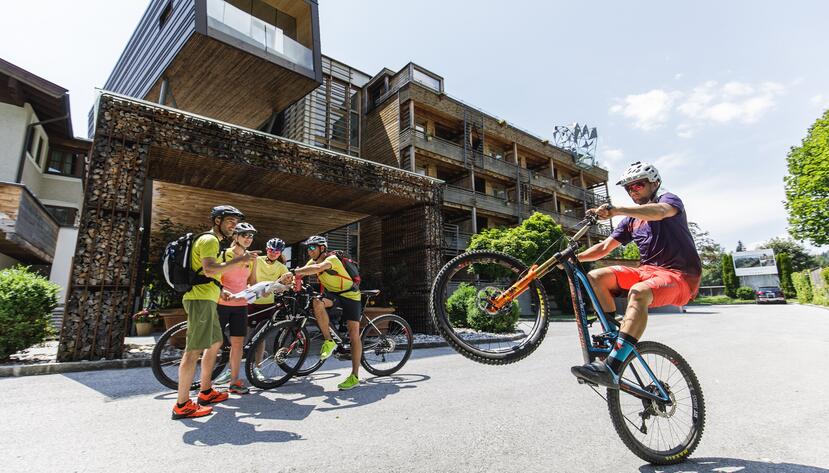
[2,1,827,253]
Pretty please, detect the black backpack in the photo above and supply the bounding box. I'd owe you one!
[322,250,361,294]
[162,231,227,293]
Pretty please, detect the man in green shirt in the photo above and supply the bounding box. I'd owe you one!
[173,205,259,420]
[292,235,362,390]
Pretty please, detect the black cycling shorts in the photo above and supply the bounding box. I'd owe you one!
[322,290,362,323]
[217,305,248,337]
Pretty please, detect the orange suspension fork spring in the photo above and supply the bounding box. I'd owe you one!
[489,265,539,311]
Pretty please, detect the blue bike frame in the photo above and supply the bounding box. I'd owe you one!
[561,258,671,404]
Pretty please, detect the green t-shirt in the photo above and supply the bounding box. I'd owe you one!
[309,254,360,301]
[182,232,223,302]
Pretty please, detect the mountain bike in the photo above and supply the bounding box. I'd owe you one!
[258,278,414,380]
[429,214,705,465]
[150,300,306,391]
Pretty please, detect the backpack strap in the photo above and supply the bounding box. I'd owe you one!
[192,231,225,289]
[321,251,356,294]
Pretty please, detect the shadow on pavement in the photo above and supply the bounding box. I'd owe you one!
[62,367,170,400]
[172,373,429,445]
[640,457,829,473]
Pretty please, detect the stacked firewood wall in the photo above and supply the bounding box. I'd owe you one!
[57,127,148,361]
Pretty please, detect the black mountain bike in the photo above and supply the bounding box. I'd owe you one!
[255,278,414,379]
[150,300,306,391]
[429,215,705,465]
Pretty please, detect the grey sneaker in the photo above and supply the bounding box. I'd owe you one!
[213,368,231,385]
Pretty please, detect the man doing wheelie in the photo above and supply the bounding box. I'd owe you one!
[572,162,702,389]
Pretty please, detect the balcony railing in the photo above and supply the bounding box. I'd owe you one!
[444,185,516,217]
[443,224,472,256]
[206,0,314,71]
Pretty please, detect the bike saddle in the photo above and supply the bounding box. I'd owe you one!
[361,289,381,297]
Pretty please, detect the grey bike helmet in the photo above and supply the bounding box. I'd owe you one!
[304,235,327,247]
[266,238,286,252]
[616,161,661,186]
[233,222,257,235]
[211,205,245,220]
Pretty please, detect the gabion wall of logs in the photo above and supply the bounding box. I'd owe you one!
[57,94,444,361]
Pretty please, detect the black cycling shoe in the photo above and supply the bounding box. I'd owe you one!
[571,361,620,389]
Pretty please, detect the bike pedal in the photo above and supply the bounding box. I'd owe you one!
[576,378,598,387]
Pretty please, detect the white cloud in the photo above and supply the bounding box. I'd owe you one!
[609,89,678,130]
[674,73,684,80]
[811,94,829,109]
[611,80,788,136]
[653,152,688,171]
[600,147,624,165]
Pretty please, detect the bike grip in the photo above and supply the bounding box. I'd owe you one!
[293,274,302,292]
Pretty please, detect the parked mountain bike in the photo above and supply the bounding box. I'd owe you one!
[256,277,414,380]
[150,300,306,391]
[429,214,705,465]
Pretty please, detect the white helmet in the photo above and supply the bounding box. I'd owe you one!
[616,161,661,186]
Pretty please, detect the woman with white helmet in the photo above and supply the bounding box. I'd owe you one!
[214,221,260,394]
[571,161,702,389]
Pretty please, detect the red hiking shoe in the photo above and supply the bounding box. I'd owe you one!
[197,388,229,406]
[172,400,213,420]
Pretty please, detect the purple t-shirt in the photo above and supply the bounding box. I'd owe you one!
[610,192,702,276]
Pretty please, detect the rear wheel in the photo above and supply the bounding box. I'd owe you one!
[606,341,706,465]
[150,321,226,391]
[430,250,549,365]
[245,320,309,390]
[360,314,413,376]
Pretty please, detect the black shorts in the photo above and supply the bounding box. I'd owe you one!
[322,290,362,322]
[217,305,248,337]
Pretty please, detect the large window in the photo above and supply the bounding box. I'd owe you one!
[47,149,83,178]
[45,205,78,227]
[412,68,441,92]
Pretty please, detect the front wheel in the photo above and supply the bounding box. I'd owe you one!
[606,341,706,465]
[360,314,413,376]
[150,321,225,391]
[245,320,309,390]
[429,250,550,365]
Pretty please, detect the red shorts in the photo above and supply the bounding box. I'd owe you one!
[609,265,700,308]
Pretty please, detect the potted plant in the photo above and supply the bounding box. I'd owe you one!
[132,309,154,337]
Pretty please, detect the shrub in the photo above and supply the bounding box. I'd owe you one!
[735,286,756,300]
[445,283,476,327]
[812,268,829,306]
[776,253,796,299]
[0,266,59,360]
[466,297,520,333]
[791,271,813,304]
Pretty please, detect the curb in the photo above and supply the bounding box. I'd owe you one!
[0,358,151,378]
[2,322,578,378]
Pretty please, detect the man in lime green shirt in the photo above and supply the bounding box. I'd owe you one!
[173,205,259,420]
[291,235,362,390]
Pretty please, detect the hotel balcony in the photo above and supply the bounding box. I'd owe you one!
[100,0,322,130]
[0,183,59,264]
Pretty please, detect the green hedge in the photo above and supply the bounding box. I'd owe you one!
[0,266,59,360]
[812,268,829,306]
[445,283,520,333]
[735,286,756,300]
[791,270,813,304]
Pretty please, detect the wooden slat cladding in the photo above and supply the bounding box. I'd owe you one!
[150,181,367,258]
[0,184,23,221]
[0,183,58,263]
[361,94,400,167]
[144,33,320,129]
[399,83,608,182]
[102,0,197,102]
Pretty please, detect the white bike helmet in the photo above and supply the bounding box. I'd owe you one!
[616,161,661,186]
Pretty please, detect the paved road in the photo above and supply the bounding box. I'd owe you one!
[3,304,829,473]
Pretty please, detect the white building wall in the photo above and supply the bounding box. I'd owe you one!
[0,102,31,182]
[49,227,79,303]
